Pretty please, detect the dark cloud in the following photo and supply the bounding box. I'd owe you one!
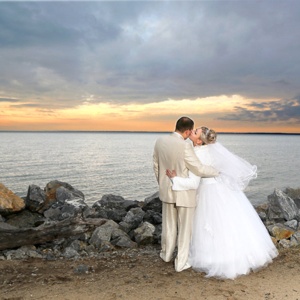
[219,97,300,123]
[0,1,300,110]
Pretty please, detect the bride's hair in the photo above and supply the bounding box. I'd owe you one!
[200,126,217,144]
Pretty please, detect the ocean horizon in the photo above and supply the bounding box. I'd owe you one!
[0,130,299,135]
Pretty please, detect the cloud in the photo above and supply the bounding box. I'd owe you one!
[0,97,20,102]
[219,97,300,123]
[0,1,300,113]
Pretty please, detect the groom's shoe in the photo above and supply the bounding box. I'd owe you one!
[160,251,174,263]
[175,262,191,272]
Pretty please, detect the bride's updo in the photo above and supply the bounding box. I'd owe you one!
[200,126,217,145]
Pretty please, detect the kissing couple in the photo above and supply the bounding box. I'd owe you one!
[153,116,278,279]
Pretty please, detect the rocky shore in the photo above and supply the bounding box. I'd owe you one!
[0,181,300,261]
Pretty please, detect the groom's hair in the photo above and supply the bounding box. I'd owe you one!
[175,117,194,133]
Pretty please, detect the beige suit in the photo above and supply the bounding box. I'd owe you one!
[153,132,218,271]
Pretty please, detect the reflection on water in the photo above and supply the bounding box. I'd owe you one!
[0,132,299,206]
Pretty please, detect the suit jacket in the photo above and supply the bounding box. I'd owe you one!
[153,132,219,207]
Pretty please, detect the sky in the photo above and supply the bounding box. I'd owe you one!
[0,1,300,133]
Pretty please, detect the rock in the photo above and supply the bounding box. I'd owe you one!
[290,236,300,247]
[5,245,42,260]
[26,184,46,212]
[89,220,119,248]
[111,229,138,248]
[38,180,85,213]
[0,183,25,215]
[134,222,156,245]
[284,187,300,208]
[255,202,269,213]
[74,264,90,274]
[68,240,87,252]
[142,192,162,213]
[267,223,295,240]
[106,209,127,223]
[42,184,88,221]
[143,210,162,225]
[43,197,88,221]
[5,210,45,228]
[98,196,140,211]
[292,231,300,243]
[119,207,145,233]
[63,247,79,259]
[82,207,105,219]
[278,239,291,248]
[267,189,299,221]
[284,219,298,230]
[43,207,61,220]
[98,241,115,252]
[92,194,140,223]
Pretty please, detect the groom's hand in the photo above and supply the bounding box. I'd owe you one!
[166,169,177,178]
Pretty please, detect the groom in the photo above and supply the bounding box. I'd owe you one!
[153,116,219,272]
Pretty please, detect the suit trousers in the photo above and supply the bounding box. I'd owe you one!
[160,202,195,272]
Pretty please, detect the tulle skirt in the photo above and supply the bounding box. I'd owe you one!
[189,179,278,280]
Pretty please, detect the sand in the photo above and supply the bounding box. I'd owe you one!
[1,245,300,300]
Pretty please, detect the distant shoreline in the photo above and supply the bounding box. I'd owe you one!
[0,131,299,135]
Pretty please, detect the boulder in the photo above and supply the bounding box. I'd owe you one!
[267,189,300,221]
[92,194,140,223]
[26,184,46,212]
[93,194,139,210]
[111,228,137,248]
[284,187,300,208]
[41,182,87,221]
[83,206,108,219]
[142,192,162,213]
[267,223,295,240]
[43,196,88,221]
[0,183,25,215]
[143,210,162,225]
[5,245,43,260]
[119,207,145,233]
[134,222,155,245]
[89,220,119,248]
[38,180,85,213]
[292,231,300,243]
[63,247,79,259]
[284,219,298,230]
[67,240,87,252]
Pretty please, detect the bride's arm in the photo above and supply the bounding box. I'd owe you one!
[166,169,200,191]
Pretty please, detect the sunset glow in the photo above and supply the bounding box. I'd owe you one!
[1,95,297,133]
[0,2,299,133]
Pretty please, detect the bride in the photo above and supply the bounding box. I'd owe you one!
[166,127,278,279]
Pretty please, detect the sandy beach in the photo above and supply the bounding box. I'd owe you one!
[1,245,299,300]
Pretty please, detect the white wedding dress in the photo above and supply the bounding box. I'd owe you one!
[171,142,278,279]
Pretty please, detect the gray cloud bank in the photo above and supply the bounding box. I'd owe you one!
[0,1,300,123]
[220,96,300,124]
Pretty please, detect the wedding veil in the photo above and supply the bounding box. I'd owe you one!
[208,142,257,191]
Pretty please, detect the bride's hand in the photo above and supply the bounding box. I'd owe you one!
[166,169,177,178]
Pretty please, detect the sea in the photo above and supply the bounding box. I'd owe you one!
[0,132,299,206]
